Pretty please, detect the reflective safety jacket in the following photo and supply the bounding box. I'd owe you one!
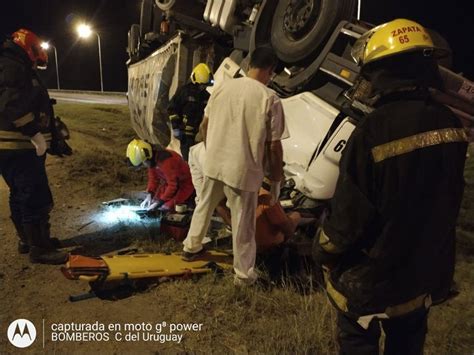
[0,40,52,150]
[317,88,468,319]
[146,149,194,209]
[168,82,209,139]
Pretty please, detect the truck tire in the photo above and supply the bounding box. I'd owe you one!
[155,0,176,11]
[140,0,154,37]
[271,0,356,64]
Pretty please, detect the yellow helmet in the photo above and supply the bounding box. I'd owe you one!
[352,19,445,66]
[126,139,152,166]
[190,63,213,84]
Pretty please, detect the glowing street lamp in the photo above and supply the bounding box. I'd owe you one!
[40,42,60,90]
[77,23,104,92]
[77,24,93,39]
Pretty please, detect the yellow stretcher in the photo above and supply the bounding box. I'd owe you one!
[62,250,233,282]
[62,251,233,302]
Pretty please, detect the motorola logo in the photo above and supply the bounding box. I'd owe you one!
[7,319,37,348]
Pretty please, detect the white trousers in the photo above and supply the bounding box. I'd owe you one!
[188,142,205,203]
[183,177,258,282]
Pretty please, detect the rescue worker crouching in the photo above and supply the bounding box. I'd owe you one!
[0,29,67,264]
[126,139,194,212]
[168,63,213,161]
[314,19,469,354]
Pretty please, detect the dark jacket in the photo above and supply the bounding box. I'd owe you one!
[0,40,52,150]
[168,82,209,139]
[318,82,468,317]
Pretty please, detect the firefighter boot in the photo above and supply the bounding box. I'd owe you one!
[11,218,30,254]
[23,223,68,265]
[40,221,63,249]
[12,219,62,253]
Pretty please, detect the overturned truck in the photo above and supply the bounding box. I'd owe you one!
[126,0,474,237]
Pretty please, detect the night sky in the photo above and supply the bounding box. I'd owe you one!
[1,0,472,92]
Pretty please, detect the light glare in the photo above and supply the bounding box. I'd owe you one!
[77,24,93,38]
[98,205,143,224]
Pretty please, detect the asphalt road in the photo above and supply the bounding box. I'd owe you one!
[49,90,128,105]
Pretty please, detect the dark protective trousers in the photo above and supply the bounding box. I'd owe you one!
[337,308,429,355]
[179,135,194,162]
[0,150,53,225]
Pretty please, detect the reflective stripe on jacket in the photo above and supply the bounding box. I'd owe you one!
[0,129,51,149]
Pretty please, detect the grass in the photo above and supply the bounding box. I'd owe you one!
[147,274,339,353]
[51,103,146,198]
[55,104,134,142]
[49,102,473,353]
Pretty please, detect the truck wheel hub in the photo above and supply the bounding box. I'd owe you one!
[283,0,320,39]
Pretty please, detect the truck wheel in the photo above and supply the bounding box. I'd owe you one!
[271,0,356,63]
[155,0,176,11]
[140,0,154,37]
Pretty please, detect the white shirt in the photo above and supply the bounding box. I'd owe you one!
[203,77,286,192]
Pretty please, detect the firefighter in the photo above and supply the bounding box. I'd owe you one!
[314,19,468,354]
[126,139,194,211]
[0,29,67,264]
[168,63,212,161]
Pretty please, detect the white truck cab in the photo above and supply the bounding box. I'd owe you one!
[280,92,355,200]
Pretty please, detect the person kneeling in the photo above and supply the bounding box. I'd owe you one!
[126,139,194,212]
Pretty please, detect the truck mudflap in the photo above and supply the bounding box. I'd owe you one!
[127,33,183,146]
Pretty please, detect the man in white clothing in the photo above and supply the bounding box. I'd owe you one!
[182,47,286,285]
[188,142,206,203]
[188,141,232,226]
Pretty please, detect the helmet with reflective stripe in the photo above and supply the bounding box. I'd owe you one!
[190,63,213,85]
[12,28,48,69]
[351,19,448,66]
[126,139,152,166]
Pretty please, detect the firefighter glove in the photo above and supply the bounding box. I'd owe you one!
[147,199,164,211]
[158,203,171,212]
[48,117,73,157]
[30,132,47,156]
[140,193,153,209]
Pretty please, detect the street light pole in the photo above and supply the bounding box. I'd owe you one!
[77,24,104,92]
[41,42,61,90]
[96,32,103,92]
[52,46,60,90]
